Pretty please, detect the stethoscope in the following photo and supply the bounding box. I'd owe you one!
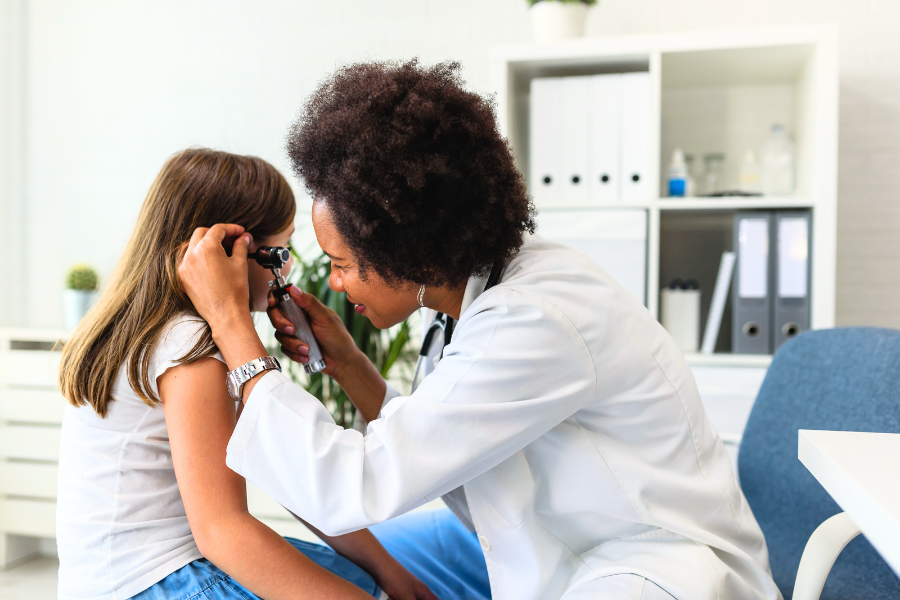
[410,259,505,394]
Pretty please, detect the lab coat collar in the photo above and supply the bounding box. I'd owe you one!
[459,272,490,317]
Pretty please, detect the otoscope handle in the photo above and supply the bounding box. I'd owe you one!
[275,286,327,374]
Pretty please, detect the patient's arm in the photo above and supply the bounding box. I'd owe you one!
[160,357,372,600]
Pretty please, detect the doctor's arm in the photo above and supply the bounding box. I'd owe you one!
[227,293,597,536]
[268,285,388,423]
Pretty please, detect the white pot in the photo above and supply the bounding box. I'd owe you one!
[530,2,589,43]
[63,289,97,330]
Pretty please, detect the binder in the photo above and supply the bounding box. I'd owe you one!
[733,212,772,354]
[560,76,592,206]
[588,74,621,203]
[529,77,563,207]
[700,251,736,354]
[619,72,652,201]
[538,209,647,305]
[773,211,811,351]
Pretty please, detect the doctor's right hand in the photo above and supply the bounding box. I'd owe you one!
[267,285,360,378]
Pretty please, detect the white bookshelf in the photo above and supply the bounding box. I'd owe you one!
[490,25,838,446]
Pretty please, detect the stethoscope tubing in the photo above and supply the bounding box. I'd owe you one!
[411,312,453,394]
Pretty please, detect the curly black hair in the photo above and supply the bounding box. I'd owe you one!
[287,59,536,288]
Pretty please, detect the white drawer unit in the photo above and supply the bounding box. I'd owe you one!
[0,328,67,567]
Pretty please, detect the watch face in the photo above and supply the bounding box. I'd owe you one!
[226,373,241,399]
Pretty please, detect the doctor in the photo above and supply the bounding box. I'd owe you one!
[179,60,780,600]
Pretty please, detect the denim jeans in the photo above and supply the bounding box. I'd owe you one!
[130,537,381,599]
[369,508,491,600]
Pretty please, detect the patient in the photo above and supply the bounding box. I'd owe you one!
[56,148,435,600]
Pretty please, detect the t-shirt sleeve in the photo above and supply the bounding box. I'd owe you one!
[149,315,226,397]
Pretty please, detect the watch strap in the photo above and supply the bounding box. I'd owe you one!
[226,356,281,399]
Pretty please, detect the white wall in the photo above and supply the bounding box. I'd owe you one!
[5,0,900,329]
[0,0,27,328]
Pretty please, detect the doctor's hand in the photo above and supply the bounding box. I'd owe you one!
[178,224,252,331]
[267,286,360,378]
[372,559,439,600]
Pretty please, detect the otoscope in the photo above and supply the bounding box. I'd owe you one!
[248,246,327,374]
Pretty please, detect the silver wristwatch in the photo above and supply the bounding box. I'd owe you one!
[226,356,281,399]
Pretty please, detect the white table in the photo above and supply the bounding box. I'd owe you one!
[798,430,900,577]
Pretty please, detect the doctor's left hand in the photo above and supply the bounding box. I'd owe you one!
[374,561,439,600]
[178,224,252,331]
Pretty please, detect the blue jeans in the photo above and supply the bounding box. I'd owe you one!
[369,508,491,600]
[130,537,381,599]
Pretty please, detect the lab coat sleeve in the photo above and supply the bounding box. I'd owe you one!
[226,289,597,536]
[351,381,402,433]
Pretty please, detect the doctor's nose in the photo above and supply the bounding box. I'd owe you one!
[329,270,345,293]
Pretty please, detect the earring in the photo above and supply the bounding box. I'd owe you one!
[417,284,425,307]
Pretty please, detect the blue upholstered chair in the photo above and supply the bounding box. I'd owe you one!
[738,327,900,599]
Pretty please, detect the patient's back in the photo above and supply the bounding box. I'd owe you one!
[56,314,227,600]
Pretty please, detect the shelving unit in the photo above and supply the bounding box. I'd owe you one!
[490,25,838,447]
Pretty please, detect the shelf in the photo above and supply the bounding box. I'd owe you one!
[536,197,814,212]
[655,196,815,211]
[683,353,773,368]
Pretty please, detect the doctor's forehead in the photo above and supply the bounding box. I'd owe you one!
[311,202,350,260]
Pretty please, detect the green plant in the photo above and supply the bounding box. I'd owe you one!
[528,0,598,6]
[273,249,416,428]
[65,264,100,291]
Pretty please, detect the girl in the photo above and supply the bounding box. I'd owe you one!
[56,148,435,600]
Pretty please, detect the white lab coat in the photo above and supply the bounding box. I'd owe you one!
[226,235,781,600]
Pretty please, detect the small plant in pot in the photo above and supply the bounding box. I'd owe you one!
[63,264,100,329]
[528,0,598,43]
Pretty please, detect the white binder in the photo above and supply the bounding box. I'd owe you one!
[619,72,652,201]
[560,76,592,206]
[700,251,736,354]
[537,209,648,305]
[529,77,563,207]
[589,74,621,203]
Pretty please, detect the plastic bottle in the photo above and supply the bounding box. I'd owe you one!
[760,124,795,196]
[684,154,697,197]
[739,150,761,194]
[667,147,688,197]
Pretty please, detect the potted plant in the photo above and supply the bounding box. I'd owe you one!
[528,0,597,43]
[272,249,416,428]
[63,264,100,329]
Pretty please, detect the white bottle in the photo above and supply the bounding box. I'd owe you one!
[760,125,795,196]
[667,147,688,197]
[739,150,761,194]
[684,154,697,197]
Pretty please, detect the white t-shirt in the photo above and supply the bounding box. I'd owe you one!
[56,314,227,600]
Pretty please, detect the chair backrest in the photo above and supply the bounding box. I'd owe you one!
[738,327,900,599]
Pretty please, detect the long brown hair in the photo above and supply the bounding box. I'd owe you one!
[60,148,295,417]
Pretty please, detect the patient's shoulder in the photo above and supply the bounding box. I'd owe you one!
[150,313,224,393]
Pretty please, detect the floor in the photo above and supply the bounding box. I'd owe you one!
[0,556,58,600]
